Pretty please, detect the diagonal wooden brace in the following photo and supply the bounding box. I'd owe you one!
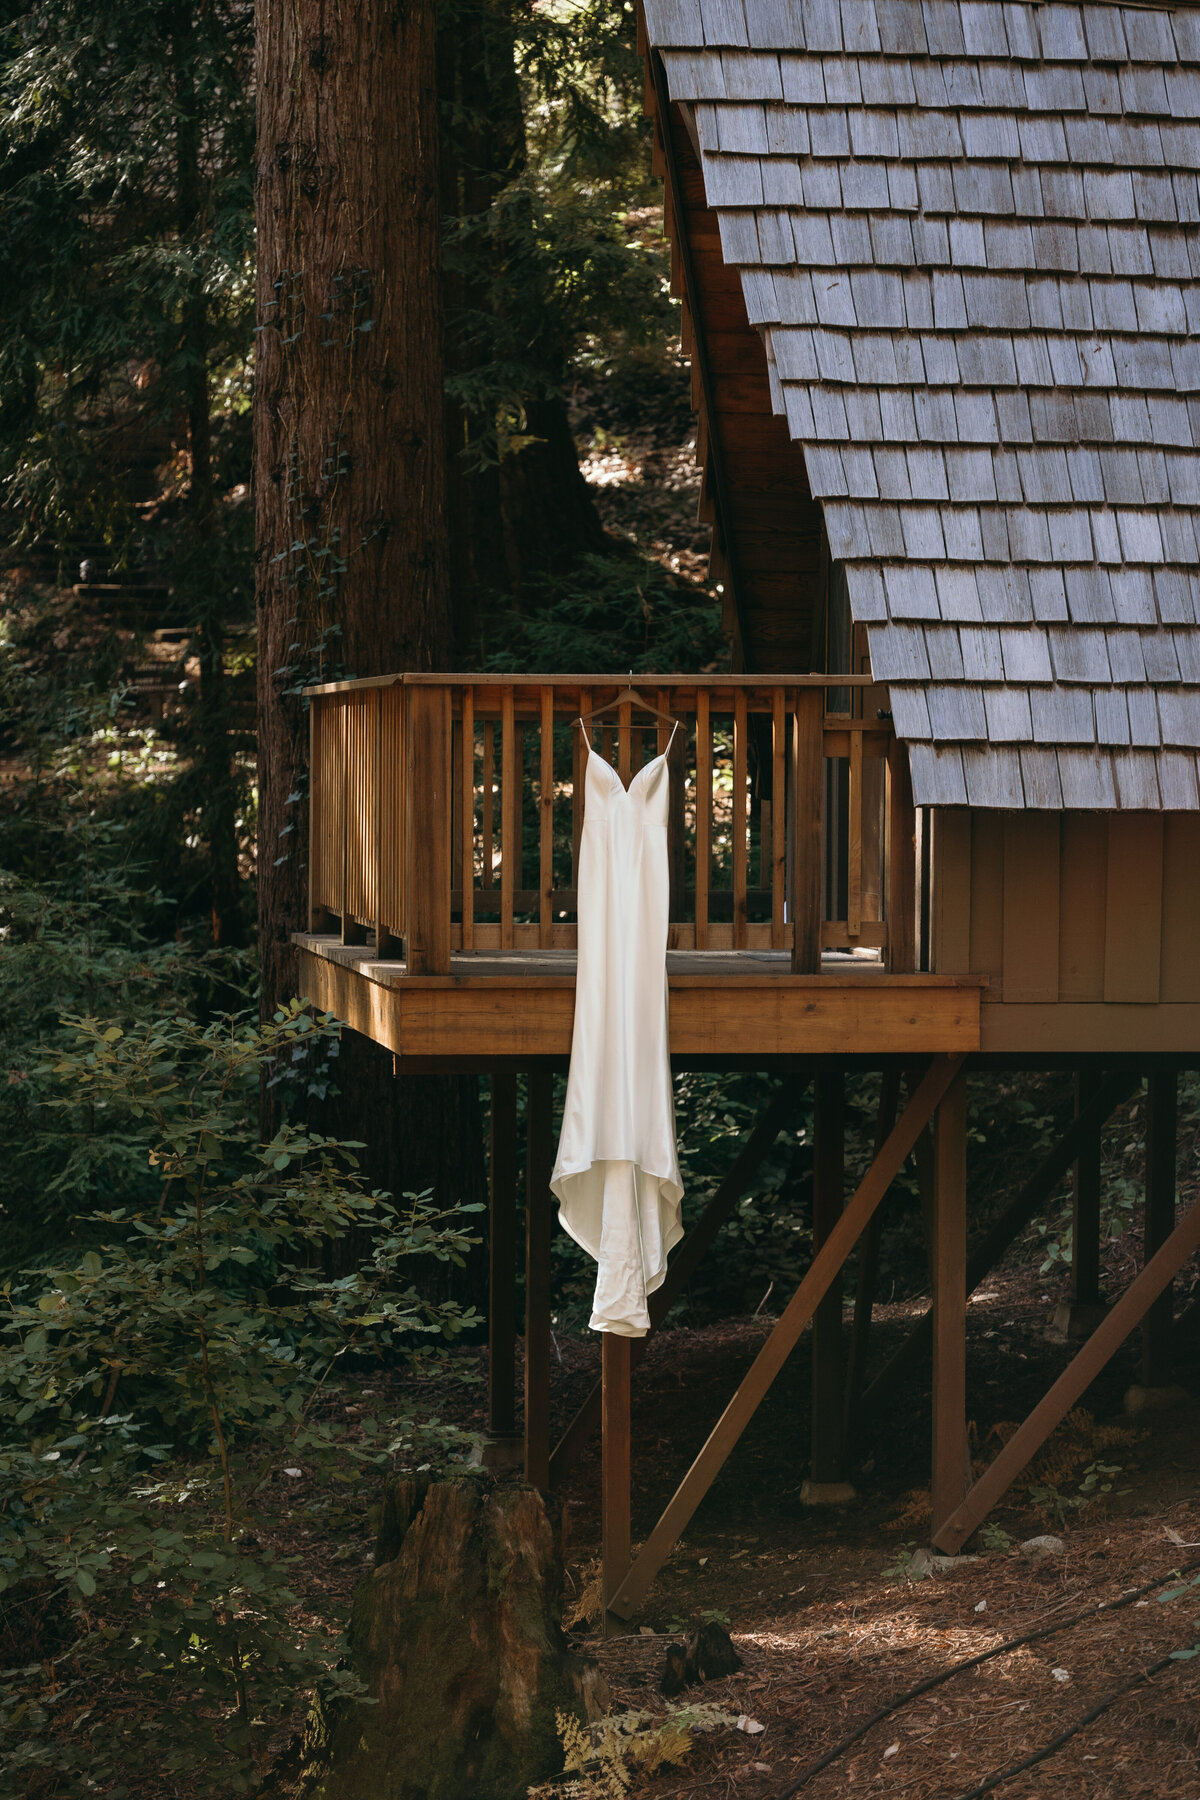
[549,1082,802,1488]
[933,1193,1200,1556]
[861,1068,1139,1416]
[607,1053,966,1620]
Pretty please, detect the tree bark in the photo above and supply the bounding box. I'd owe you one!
[254,0,486,1265]
[255,0,448,1025]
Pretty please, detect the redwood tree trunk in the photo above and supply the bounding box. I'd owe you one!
[255,0,447,1023]
[254,0,485,1253]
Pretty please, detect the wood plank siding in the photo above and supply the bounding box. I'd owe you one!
[931,810,1200,1052]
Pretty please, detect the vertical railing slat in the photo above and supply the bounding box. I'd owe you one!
[340,698,356,943]
[540,685,554,945]
[733,689,748,950]
[450,698,462,905]
[574,688,589,899]
[661,688,685,926]
[617,699,632,788]
[308,699,324,929]
[406,683,452,973]
[501,685,516,950]
[771,686,787,949]
[370,688,383,944]
[791,688,824,973]
[848,723,863,939]
[886,734,917,971]
[482,719,495,892]
[461,686,475,951]
[695,688,711,951]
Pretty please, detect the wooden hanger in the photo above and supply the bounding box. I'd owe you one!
[575,683,681,731]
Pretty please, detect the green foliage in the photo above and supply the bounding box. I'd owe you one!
[0,0,254,556]
[484,551,725,676]
[442,0,672,470]
[880,1543,929,1585]
[1027,1460,1128,1528]
[0,1006,481,1796]
[978,1522,1014,1554]
[0,640,259,1267]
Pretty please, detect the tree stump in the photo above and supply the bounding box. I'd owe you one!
[300,1477,602,1800]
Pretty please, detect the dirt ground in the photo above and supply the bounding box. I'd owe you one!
[530,1269,1200,1800]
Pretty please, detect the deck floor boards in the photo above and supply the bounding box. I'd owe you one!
[294,933,886,985]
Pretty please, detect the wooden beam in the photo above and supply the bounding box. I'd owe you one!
[293,946,984,1063]
[602,1335,633,1635]
[607,1054,965,1620]
[862,1070,1139,1414]
[1142,1070,1177,1386]
[488,1073,519,1442]
[305,671,879,698]
[933,1185,1200,1555]
[524,1072,554,1488]
[931,1069,970,1537]
[548,1083,801,1486]
[810,1067,846,1484]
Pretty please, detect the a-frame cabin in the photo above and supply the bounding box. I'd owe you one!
[295,0,1200,1629]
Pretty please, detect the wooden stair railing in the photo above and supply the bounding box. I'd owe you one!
[304,673,913,974]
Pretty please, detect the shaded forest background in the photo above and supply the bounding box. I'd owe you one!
[2,2,1198,1797]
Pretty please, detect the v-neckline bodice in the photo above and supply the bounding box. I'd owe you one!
[586,745,668,796]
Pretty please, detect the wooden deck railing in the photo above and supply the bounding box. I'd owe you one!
[305,674,916,975]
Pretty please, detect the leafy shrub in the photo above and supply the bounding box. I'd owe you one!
[482,551,725,675]
[0,1005,481,1797]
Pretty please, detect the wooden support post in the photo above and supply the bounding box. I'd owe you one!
[931,1068,970,1539]
[548,1084,802,1488]
[1141,1070,1178,1388]
[524,1071,554,1489]
[863,1071,1139,1416]
[806,1066,849,1495]
[608,1056,964,1620]
[601,1334,632,1635]
[405,684,452,973]
[844,1069,901,1448]
[934,1177,1200,1555]
[482,1073,520,1467]
[790,689,823,973]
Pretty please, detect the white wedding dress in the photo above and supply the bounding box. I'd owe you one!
[550,724,684,1336]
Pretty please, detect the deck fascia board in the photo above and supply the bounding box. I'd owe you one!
[294,936,983,1064]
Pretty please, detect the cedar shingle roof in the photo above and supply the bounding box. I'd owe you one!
[644,0,1200,808]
